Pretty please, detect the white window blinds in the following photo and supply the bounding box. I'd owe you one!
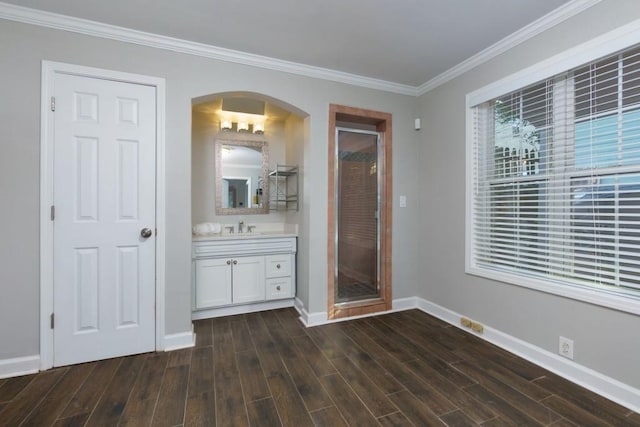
[470,45,640,297]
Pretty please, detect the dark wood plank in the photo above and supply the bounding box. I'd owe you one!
[21,363,95,426]
[291,334,336,377]
[463,383,543,426]
[279,349,332,411]
[194,318,213,347]
[377,411,413,427]
[183,346,216,427]
[187,346,214,397]
[379,313,464,363]
[318,373,378,426]
[351,318,419,362]
[167,347,192,367]
[439,409,478,427]
[230,317,253,353]
[267,371,315,427]
[455,351,552,402]
[306,327,347,360]
[274,307,307,337]
[535,373,633,425]
[85,353,146,426]
[120,352,170,427]
[53,413,91,427]
[152,365,190,426]
[236,349,271,402]
[454,360,561,425]
[405,358,494,423]
[309,406,348,427]
[341,321,458,416]
[59,357,122,419]
[387,390,447,426]
[408,349,476,389]
[548,419,581,427]
[0,374,35,403]
[0,368,67,426]
[247,398,282,427]
[184,391,216,427]
[330,356,397,417]
[213,316,249,427]
[540,395,615,427]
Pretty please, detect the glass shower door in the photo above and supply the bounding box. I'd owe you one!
[335,128,381,302]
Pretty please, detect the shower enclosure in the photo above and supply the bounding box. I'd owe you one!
[334,128,381,302]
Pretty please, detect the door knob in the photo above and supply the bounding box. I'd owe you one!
[140,228,153,238]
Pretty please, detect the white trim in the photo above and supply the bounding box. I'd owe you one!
[39,61,167,367]
[467,16,640,106]
[0,1,601,96]
[416,0,602,95]
[0,2,415,96]
[415,298,640,414]
[299,297,419,327]
[392,296,419,311]
[0,356,40,379]
[191,299,295,320]
[163,326,196,352]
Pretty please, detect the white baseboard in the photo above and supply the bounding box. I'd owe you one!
[392,296,419,311]
[0,355,40,379]
[299,297,418,327]
[191,299,295,320]
[415,298,640,414]
[163,326,196,352]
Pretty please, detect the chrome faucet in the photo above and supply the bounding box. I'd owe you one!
[238,220,244,233]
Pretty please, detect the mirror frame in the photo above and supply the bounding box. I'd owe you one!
[215,139,269,215]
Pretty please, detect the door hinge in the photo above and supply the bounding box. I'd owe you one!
[50,205,55,221]
[50,96,56,112]
[50,313,55,329]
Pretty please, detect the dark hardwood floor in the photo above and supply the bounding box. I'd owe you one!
[1,308,638,426]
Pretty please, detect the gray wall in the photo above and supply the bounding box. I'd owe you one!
[0,18,419,359]
[417,0,640,388]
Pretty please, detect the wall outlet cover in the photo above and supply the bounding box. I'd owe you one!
[559,336,574,360]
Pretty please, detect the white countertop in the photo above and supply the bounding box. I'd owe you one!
[192,231,297,242]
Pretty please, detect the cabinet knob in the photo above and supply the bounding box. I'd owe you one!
[276,264,281,269]
[233,260,237,265]
[226,260,231,265]
[276,285,281,291]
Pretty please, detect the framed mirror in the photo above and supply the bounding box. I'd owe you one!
[215,139,269,215]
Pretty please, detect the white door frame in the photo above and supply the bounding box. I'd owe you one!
[39,61,167,370]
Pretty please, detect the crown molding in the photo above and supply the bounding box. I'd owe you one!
[0,0,601,97]
[416,0,602,95]
[0,2,417,96]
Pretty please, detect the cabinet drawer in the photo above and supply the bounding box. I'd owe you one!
[265,255,292,278]
[266,277,292,300]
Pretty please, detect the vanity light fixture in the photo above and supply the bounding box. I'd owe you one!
[221,119,232,131]
[237,121,250,132]
[219,118,265,134]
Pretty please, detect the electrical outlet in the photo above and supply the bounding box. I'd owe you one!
[471,322,484,334]
[460,317,472,328]
[559,336,574,360]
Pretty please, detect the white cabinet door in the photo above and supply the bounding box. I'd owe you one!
[195,258,232,308]
[232,256,265,304]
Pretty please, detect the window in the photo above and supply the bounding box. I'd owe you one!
[468,40,640,312]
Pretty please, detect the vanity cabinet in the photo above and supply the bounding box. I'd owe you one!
[192,236,296,311]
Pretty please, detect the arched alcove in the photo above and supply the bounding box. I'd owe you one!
[191,91,309,224]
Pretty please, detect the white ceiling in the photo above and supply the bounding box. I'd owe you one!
[3,0,579,87]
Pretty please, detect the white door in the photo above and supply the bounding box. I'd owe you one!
[52,72,156,366]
